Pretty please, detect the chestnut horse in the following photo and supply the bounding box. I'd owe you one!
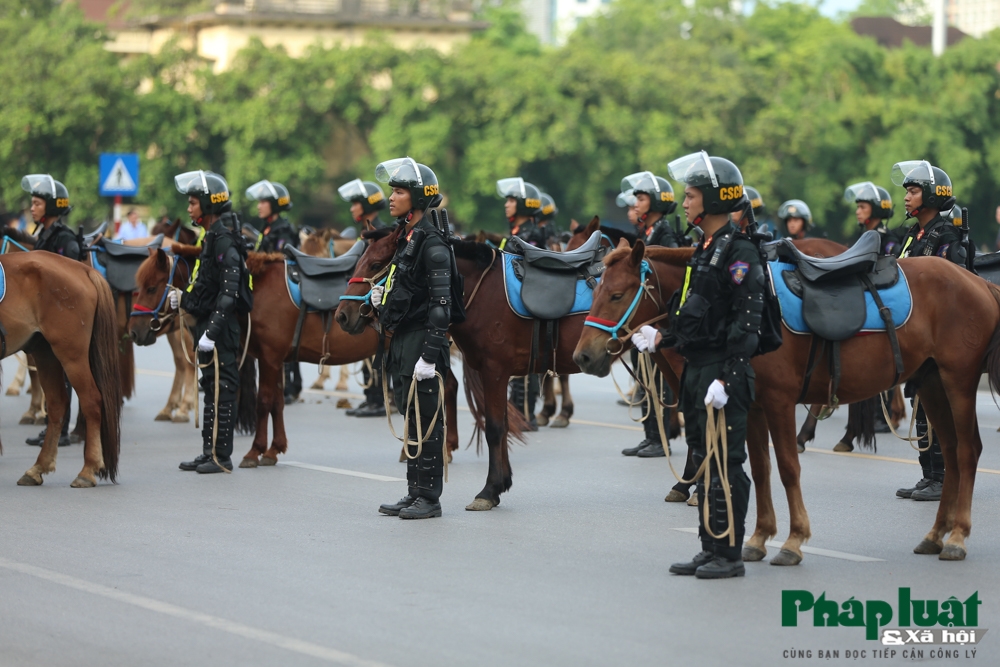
[575,239,1000,563]
[336,226,575,510]
[0,252,122,486]
[128,243,461,466]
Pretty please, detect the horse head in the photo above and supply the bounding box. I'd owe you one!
[128,244,198,345]
[334,225,402,335]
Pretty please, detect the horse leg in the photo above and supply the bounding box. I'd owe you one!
[311,364,330,390]
[833,404,857,452]
[444,367,459,458]
[261,358,288,465]
[20,360,45,424]
[335,365,349,392]
[157,329,185,422]
[6,351,27,396]
[890,385,905,428]
[241,358,276,467]
[537,375,554,427]
[467,368,512,511]
[743,404,776,561]
[796,408,819,449]
[550,374,574,428]
[766,399,812,565]
[18,350,66,486]
[176,328,197,422]
[941,386,982,561]
[62,357,107,488]
[71,395,86,443]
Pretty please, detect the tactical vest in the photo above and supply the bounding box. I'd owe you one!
[672,233,734,351]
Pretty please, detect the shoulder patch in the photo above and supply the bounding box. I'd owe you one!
[937,243,950,258]
[729,261,749,285]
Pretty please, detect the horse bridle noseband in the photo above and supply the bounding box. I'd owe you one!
[339,263,391,318]
[583,259,667,353]
[130,253,187,332]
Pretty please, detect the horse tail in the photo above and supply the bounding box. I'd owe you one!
[236,356,257,436]
[119,329,136,400]
[88,271,122,483]
[461,364,527,454]
[847,397,878,453]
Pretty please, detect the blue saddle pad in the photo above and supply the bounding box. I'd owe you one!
[769,261,912,335]
[0,261,5,303]
[285,260,303,309]
[502,253,594,319]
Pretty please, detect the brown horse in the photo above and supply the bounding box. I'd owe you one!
[336,226,584,510]
[150,218,201,246]
[0,252,122,486]
[127,243,461,466]
[574,239,1000,562]
[300,228,362,260]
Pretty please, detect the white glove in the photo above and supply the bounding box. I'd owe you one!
[198,332,216,353]
[704,380,728,410]
[630,325,660,353]
[369,285,384,308]
[168,290,179,310]
[413,357,436,381]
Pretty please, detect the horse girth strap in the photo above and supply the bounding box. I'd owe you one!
[859,273,904,386]
[797,336,825,404]
[291,305,308,363]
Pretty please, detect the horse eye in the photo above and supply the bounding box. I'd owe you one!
[146,287,157,294]
[610,293,623,302]
[371,263,382,271]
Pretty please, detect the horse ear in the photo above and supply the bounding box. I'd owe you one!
[616,238,629,251]
[153,248,168,269]
[629,240,646,266]
[569,219,579,231]
[587,216,600,233]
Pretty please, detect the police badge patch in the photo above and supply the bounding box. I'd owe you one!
[729,261,749,285]
[937,244,950,258]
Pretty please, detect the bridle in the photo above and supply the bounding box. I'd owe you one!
[338,263,391,318]
[583,259,667,354]
[130,253,188,332]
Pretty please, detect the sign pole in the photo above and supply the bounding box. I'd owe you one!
[113,195,123,236]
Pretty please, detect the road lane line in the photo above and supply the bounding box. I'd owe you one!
[798,446,1000,475]
[669,528,884,562]
[0,557,393,667]
[278,461,405,482]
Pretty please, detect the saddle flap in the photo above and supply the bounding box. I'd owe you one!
[96,234,165,293]
[778,230,881,283]
[515,257,579,320]
[285,241,365,278]
[100,234,165,258]
[800,275,867,341]
[509,231,603,270]
[870,255,899,290]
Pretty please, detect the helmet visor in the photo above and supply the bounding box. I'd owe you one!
[375,157,421,187]
[616,189,637,208]
[778,200,810,220]
[174,170,209,195]
[21,174,58,198]
[620,171,659,195]
[844,181,880,204]
[337,178,368,202]
[496,177,527,199]
[667,151,717,187]
[246,179,279,201]
[891,160,934,187]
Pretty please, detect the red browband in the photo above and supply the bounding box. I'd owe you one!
[585,316,618,327]
[132,303,157,313]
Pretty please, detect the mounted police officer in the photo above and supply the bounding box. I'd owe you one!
[370,157,460,519]
[777,199,812,240]
[5,175,81,447]
[246,179,300,403]
[171,170,247,474]
[339,178,391,418]
[618,172,679,459]
[890,160,964,502]
[733,186,766,233]
[339,178,389,233]
[634,151,762,579]
[498,177,545,429]
[845,181,898,255]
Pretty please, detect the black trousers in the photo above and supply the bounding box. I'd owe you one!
[915,402,945,482]
[195,317,240,460]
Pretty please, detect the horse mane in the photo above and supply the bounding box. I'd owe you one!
[450,238,495,269]
[246,251,284,275]
[169,242,203,260]
[604,244,695,268]
[362,226,397,242]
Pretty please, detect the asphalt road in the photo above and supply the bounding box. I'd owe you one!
[1,344,999,666]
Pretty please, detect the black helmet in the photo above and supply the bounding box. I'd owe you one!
[620,171,676,214]
[338,178,386,217]
[890,160,955,214]
[745,186,765,217]
[21,174,72,217]
[174,170,231,216]
[777,199,813,230]
[245,179,293,213]
[496,177,543,218]
[538,192,558,222]
[616,189,637,208]
[667,151,745,218]
[844,181,893,221]
[375,157,441,212]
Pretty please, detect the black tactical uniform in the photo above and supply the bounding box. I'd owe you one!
[259,216,298,254]
[620,171,679,459]
[889,162,964,500]
[665,152,762,579]
[178,171,245,474]
[777,199,813,241]
[375,158,459,519]
[339,178,393,417]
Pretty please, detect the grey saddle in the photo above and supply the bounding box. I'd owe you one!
[82,221,108,248]
[974,251,1000,285]
[94,234,164,293]
[284,241,365,310]
[777,231,899,341]
[506,231,605,320]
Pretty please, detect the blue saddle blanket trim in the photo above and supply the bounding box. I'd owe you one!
[0,261,5,303]
[502,253,594,319]
[285,260,303,310]
[91,250,108,283]
[769,261,912,335]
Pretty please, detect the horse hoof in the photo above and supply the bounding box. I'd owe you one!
[939,544,967,561]
[914,539,943,555]
[664,489,687,503]
[550,415,570,428]
[335,383,349,392]
[6,387,20,396]
[70,476,96,488]
[465,498,496,511]
[310,382,325,390]
[258,457,277,467]
[17,472,42,486]
[19,415,34,425]
[832,440,853,453]
[154,413,173,422]
[742,545,767,562]
[171,414,191,424]
[239,458,258,469]
[34,416,47,425]
[770,549,803,566]
[536,414,550,427]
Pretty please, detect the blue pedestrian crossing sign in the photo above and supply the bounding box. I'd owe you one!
[99,153,140,197]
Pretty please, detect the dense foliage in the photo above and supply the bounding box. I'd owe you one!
[3,0,1000,243]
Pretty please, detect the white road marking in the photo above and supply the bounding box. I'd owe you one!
[278,461,405,482]
[669,527,884,562]
[0,557,393,667]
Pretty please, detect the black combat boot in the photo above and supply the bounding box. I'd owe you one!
[26,411,71,448]
[509,376,539,431]
[399,443,443,519]
[669,549,715,576]
[380,460,419,516]
[283,362,301,405]
[622,439,652,456]
[180,403,214,470]
[695,556,746,579]
[196,400,235,473]
[636,416,667,457]
[896,478,932,499]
